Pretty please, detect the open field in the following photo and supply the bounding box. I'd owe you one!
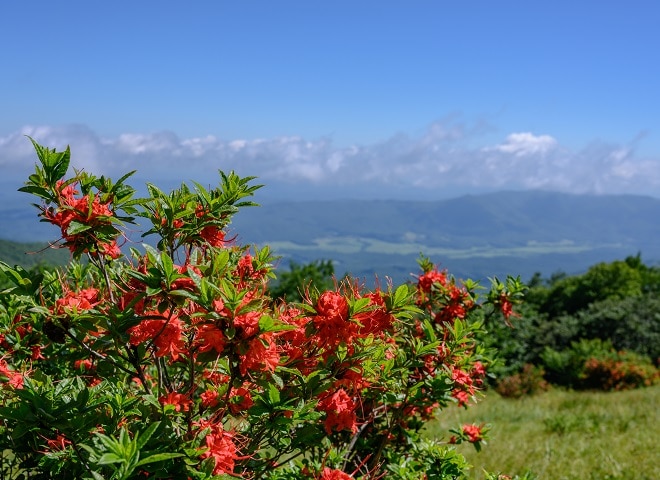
[424,385,660,480]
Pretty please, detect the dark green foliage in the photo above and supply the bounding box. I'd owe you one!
[482,255,660,391]
[269,259,336,302]
[537,258,644,316]
[541,339,658,390]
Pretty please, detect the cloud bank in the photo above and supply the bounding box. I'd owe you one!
[1,123,658,200]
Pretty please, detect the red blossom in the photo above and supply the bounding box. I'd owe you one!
[462,424,483,443]
[320,467,353,480]
[313,291,357,351]
[354,291,395,336]
[499,293,519,321]
[30,345,45,361]
[229,386,254,414]
[417,269,447,292]
[0,359,24,389]
[200,389,220,408]
[45,433,71,452]
[54,288,100,315]
[200,225,227,247]
[317,388,358,435]
[199,423,241,476]
[159,392,192,412]
[452,389,471,407]
[128,311,186,360]
[239,335,280,376]
[234,311,262,338]
[74,359,94,371]
[195,324,226,354]
[98,240,122,259]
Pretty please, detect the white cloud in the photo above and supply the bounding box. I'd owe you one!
[1,123,659,199]
[484,132,558,157]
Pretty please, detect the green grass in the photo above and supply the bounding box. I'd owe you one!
[424,385,660,480]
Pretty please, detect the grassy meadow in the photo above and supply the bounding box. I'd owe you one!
[424,385,660,480]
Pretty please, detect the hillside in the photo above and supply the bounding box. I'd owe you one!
[228,191,660,282]
[2,190,659,283]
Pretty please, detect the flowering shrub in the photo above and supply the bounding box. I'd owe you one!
[541,338,659,390]
[495,364,549,399]
[0,140,525,479]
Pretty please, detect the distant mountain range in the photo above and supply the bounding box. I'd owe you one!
[2,191,659,284]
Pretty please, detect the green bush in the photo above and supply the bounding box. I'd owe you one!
[541,338,659,390]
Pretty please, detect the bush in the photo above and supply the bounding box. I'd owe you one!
[495,364,549,398]
[541,338,659,390]
[0,139,526,479]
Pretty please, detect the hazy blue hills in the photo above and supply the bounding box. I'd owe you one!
[2,191,659,284]
[228,191,660,283]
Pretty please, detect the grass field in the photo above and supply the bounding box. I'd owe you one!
[423,385,660,480]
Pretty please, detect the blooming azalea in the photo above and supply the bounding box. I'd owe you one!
[159,392,192,412]
[317,388,358,435]
[320,467,353,480]
[462,423,483,443]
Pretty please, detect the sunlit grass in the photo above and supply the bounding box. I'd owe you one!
[424,385,660,479]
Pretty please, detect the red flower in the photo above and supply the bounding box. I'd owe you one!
[462,424,483,443]
[313,292,357,351]
[200,389,220,408]
[499,293,519,320]
[45,433,71,452]
[54,288,100,315]
[196,324,226,354]
[159,392,192,412]
[452,389,470,407]
[234,311,261,338]
[128,311,186,360]
[320,467,353,480]
[317,388,358,434]
[452,367,474,387]
[418,269,447,292]
[200,225,226,247]
[239,335,280,376]
[200,423,241,476]
[30,345,45,361]
[98,240,122,259]
[0,359,24,389]
[74,359,94,371]
[229,386,254,414]
[354,291,395,336]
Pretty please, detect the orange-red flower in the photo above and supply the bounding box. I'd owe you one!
[200,225,226,247]
[317,388,358,435]
[462,423,483,443]
[128,311,186,360]
[159,392,192,412]
[200,423,241,476]
[320,467,353,480]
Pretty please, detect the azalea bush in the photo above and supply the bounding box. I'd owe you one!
[0,139,524,479]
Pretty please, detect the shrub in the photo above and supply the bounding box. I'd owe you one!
[495,364,549,398]
[0,140,526,479]
[541,338,659,390]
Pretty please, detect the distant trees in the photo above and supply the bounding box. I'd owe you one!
[268,259,336,302]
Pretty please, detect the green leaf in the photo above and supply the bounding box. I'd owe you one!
[135,421,160,451]
[97,452,124,465]
[27,136,71,183]
[135,452,185,467]
[267,382,281,405]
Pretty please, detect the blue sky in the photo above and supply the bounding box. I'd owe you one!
[1,1,659,200]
